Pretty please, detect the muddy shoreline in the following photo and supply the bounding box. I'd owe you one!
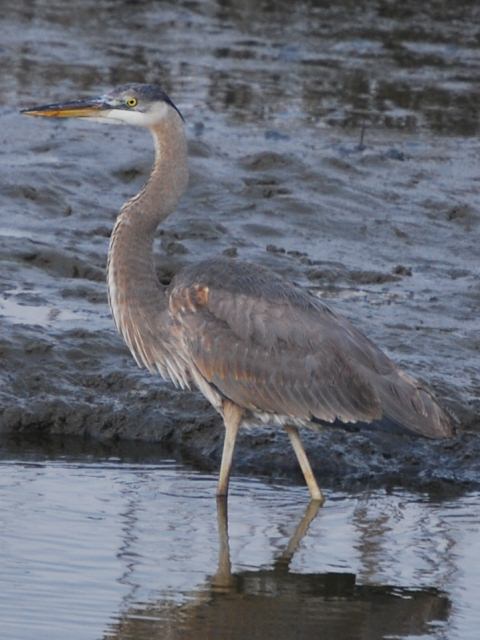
[1,0,479,492]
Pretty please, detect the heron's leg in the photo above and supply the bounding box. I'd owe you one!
[217,401,243,497]
[284,425,325,504]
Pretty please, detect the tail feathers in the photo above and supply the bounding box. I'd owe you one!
[377,369,454,439]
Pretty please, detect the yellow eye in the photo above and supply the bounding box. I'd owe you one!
[126,97,137,108]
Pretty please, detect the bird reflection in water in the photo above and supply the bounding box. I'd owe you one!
[106,500,450,640]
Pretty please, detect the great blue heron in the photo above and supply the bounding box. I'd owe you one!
[22,83,453,503]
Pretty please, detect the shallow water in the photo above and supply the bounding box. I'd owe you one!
[0,447,479,640]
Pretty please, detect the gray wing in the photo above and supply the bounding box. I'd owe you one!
[168,259,452,438]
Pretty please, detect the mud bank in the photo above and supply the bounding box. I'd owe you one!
[1,0,479,491]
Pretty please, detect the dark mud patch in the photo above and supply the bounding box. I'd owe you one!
[306,264,402,286]
[20,246,104,281]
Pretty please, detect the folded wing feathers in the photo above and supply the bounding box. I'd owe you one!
[168,260,453,438]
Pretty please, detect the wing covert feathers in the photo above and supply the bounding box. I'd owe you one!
[169,259,453,439]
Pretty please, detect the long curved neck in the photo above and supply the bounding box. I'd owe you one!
[107,107,188,370]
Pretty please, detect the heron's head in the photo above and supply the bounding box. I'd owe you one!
[21,83,183,128]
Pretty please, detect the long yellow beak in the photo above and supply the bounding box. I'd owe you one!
[21,97,108,118]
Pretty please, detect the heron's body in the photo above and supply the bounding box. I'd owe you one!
[23,83,453,502]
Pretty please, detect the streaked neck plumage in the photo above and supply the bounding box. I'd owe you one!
[107,107,188,371]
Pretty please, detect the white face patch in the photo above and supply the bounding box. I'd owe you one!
[101,102,169,127]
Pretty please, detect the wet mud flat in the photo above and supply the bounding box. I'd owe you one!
[0,0,479,492]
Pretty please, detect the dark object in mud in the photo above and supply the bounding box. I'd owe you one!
[22,83,453,504]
